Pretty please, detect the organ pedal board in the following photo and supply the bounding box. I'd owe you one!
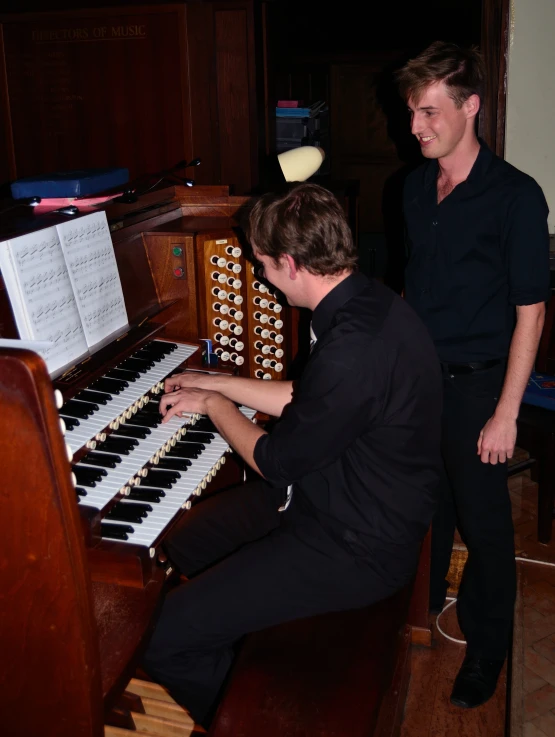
[105,677,204,736]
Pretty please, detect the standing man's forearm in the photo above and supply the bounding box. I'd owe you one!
[495,302,546,421]
[478,301,545,463]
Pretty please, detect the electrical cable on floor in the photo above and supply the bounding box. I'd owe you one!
[435,597,465,644]
[434,555,555,645]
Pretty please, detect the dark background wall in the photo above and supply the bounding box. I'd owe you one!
[265,0,482,286]
[0,0,485,287]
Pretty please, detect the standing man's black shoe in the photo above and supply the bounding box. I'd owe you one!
[450,654,505,708]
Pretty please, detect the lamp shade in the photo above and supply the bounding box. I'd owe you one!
[277,146,325,182]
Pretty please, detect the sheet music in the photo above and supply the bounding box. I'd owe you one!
[56,211,128,347]
[0,228,89,374]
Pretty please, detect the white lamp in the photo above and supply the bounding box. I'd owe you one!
[277,146,325,182]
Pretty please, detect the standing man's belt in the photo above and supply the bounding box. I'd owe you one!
[441,359,503,375]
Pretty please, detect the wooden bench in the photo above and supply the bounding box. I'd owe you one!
[207,533,432,737]
[208,586,413,737]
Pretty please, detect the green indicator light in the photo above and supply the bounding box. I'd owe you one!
[172,247,183,256]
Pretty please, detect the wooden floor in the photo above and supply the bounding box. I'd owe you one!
[401,461,555,737]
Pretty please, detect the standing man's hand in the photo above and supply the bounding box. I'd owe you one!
[477,413,517,464]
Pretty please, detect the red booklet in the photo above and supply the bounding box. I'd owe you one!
[33,193,123,214]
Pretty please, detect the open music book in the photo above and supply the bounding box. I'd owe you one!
[0,211,128,375]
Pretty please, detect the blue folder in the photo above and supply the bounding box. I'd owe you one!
[11,167,129,199]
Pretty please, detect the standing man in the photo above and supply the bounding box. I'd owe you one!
[142,182,442,728]
[397,41,550,708]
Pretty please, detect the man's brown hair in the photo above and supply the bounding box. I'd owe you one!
[246,182,357,276]
[396,41,485,108]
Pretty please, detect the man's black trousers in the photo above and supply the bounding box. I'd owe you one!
[142,480,403,727]
[430,362,516,661]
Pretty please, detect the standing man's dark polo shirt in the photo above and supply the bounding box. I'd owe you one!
[254,272,442,586]
[404,140,550,363]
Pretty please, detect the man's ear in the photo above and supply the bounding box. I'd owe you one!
[284,254,298,279]
[464,93,480,120]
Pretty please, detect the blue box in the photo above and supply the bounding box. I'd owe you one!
[523,372,555,411]
[10,167,129,199]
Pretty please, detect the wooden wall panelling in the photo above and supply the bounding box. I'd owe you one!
[0,2,268,194]
[213,2,259,194]
[0,5,193,181]
[186,1,221,188]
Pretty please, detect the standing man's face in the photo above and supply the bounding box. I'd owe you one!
[407,81,476,160]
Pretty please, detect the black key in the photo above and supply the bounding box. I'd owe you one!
[149,340,177,354]
[113,424,151,439]
[135,475,174,490]
[166,445,200,459]
[119,357,154,373]
[194,417,218,433]
[137,409,162,421]
[71,468,97,487]
[101,522,133,540]
[69,398,100,413]
[90,377,127,394]
[60,403,91,420]
[96,437,137,454]
[106,502,152,523]
[60,415,80,429]
[134,348,163,362]
[174,440,205,452]
[72,465,107,483]
[125,414,160,429]
[124,501,152,514]
[146,468,181,482]
[76,487,87,497]
[80,451,122,469]
[76,389,111,405]
[138,349,166,361]
[128,488,164,502]
[156,457,192,471]
[186,430,214,442]
[107,368,139,382]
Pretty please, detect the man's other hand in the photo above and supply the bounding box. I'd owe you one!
[164,371,214,394]
[159,387,222,423]
[477,414,517,464]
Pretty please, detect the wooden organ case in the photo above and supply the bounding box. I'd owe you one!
[0,185,297,737]
[142,217,294,381]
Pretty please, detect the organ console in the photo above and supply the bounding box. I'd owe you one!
[0,185,297,737]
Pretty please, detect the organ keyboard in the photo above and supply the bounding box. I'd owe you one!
[64,338,256,552]
[0,184,287,737]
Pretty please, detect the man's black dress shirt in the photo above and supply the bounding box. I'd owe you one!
[254,273,442,586]
[404,140,550,363]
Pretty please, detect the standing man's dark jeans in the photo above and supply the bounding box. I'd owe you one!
[142,480,403,728]
[430,361,516,660]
